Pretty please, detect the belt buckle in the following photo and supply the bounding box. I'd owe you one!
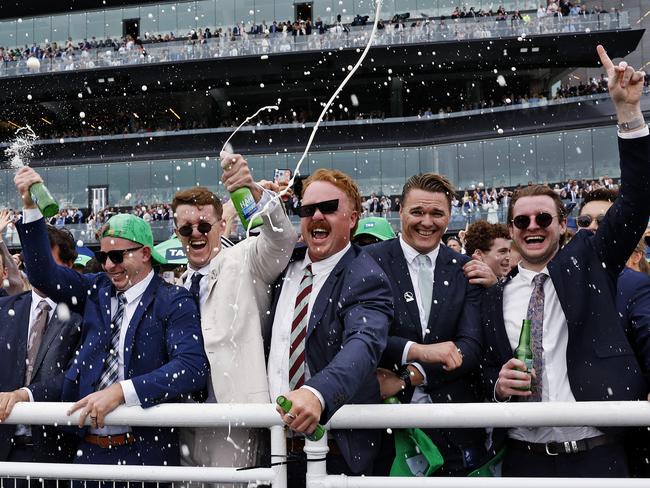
[544,442,559,456]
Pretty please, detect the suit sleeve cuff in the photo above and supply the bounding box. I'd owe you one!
[21,387,34,402]
[300,385,325,410]
[618,125,649,139]
[22,207,43,223]
[120,380,142,407]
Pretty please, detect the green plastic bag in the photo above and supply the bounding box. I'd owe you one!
[467,447,506,477]
[390,427,445,477]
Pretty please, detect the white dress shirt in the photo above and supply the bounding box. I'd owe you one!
[183,263,211,305]
[16,292,57,437]
[399,236,440,404]
[88,270,152,435]
[267,243,351,409]
[502,264,602,443]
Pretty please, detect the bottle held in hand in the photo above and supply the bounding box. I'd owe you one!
[29,182,59,218]
[513,318,533,391]
[221,150,263,230]
[276,395,325,441]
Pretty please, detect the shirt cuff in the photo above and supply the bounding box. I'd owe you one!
[493,378,511,403]
[402,341,414,365]
[120,380,142,407]
[300,385,325,410]
[22,207,43,224]
[21,387,34,402]
[256,188,279,212]
[618,125,649,139]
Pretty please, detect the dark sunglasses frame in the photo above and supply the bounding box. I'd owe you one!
[297,199,339,218]
[95,246,143,265]
[177,221,216,237]
[576,214,606,228]
[511,212,555,230]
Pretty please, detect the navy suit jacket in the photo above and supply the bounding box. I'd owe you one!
[617,267,650,383]
[17,217,210,466]
[0,291,82,462]
[365,239,486,459]
[482,135,650,444]
[270,244,393,474]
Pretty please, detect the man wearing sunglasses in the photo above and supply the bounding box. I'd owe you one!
[481,46,650,478]
[173,153,297,472]
[269,169,393,482]
[13,166,209,480]
[366,173,491,476]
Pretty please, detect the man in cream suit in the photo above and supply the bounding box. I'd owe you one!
[173,153,297,472]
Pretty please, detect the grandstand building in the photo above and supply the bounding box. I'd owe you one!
[0,0,647,239]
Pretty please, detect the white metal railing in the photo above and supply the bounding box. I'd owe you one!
[2,401,650,486]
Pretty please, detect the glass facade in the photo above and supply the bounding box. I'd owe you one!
[0,0,541,47]
[0,125,620,209]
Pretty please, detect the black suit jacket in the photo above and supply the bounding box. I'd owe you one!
[365,239,487,461]
[0,291,82,462]
[482,135,650,446]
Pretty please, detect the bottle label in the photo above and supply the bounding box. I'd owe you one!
[239,193,258,220]
[524,358,533,373]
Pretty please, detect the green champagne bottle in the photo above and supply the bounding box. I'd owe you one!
[513,319,533,391]
[230,187,263,230]
[276,395,325,441]
[29,182,59,218]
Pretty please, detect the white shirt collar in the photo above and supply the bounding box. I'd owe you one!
[399,236,440,265]
[30,291,57,314]
[188,261,211,277]
[120,270,155,304]
[516,263,550,284]
[301,243,351,276]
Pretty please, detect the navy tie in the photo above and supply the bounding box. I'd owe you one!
[190,272,204,304]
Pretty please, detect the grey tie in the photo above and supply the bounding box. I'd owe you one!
[416,254,433,324]
[25,300,51,385]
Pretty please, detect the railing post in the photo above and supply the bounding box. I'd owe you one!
[305,432,329,488]
[270,425,287,488]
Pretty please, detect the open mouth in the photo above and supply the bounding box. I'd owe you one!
[189,239,208,251]
[416,229,434,237]
[524,236,545,245]
[311,228,330,241]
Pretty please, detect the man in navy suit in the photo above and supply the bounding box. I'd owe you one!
[0,225,82,474]
[482,46,650,477]
[14,166,209,475]
[268,168,393,482]
[365,173,491,476]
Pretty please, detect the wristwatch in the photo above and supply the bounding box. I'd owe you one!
[617,115,646,132]
[398,365,413,389]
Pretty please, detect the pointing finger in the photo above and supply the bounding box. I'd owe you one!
[596,45,614,71]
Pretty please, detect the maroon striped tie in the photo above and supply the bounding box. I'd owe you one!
[289,264,313,390]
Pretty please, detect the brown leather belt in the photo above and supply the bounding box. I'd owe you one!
[85,433,136,449]
[508,434,616,456]
[287,436,341,456]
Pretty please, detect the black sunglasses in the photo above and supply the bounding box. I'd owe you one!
[511,212,555,230]
[177,221,216,237]
[297,199,339,218]
[95,246,143,265]
[576,214,605,228]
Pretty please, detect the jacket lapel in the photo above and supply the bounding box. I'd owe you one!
[492,281,513,361]
[307,246,356,339]
[13,294,32,382]
[123,276,160,371]
[424,246,453,340]
[98,283,113,333]
[32,308,64,376]
[387,239,421,331]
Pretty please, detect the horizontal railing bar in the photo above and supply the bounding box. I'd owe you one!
[5,401,650,429]
[0,463,275,483]
[319,477,650,487]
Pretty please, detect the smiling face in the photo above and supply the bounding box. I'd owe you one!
[300,181,358,262]
[509,195,566,271]
[475,237,511,278]
[99,236,151,291]
[400,188,450,254]
[174,204,225,269]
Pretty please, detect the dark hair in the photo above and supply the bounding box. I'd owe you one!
[507,185,566,224]
[47,225,78,265]
[464,221,510,256]
[579,188,618,212]
[172,186,223,220]
[401,173,456,211]
[446,236,461,247]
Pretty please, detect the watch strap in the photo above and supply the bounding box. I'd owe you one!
[617,116,646,132]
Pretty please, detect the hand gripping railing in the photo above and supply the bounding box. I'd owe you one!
[2,401,650,487]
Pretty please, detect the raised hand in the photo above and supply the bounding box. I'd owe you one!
[597,44,645,122]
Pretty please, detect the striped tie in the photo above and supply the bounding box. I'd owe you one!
[289,265,313,390]
[97,292,127,391]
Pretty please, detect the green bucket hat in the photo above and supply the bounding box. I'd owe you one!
[354,217,396,241]
[101,214,167,265]
[73,254,92,268]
